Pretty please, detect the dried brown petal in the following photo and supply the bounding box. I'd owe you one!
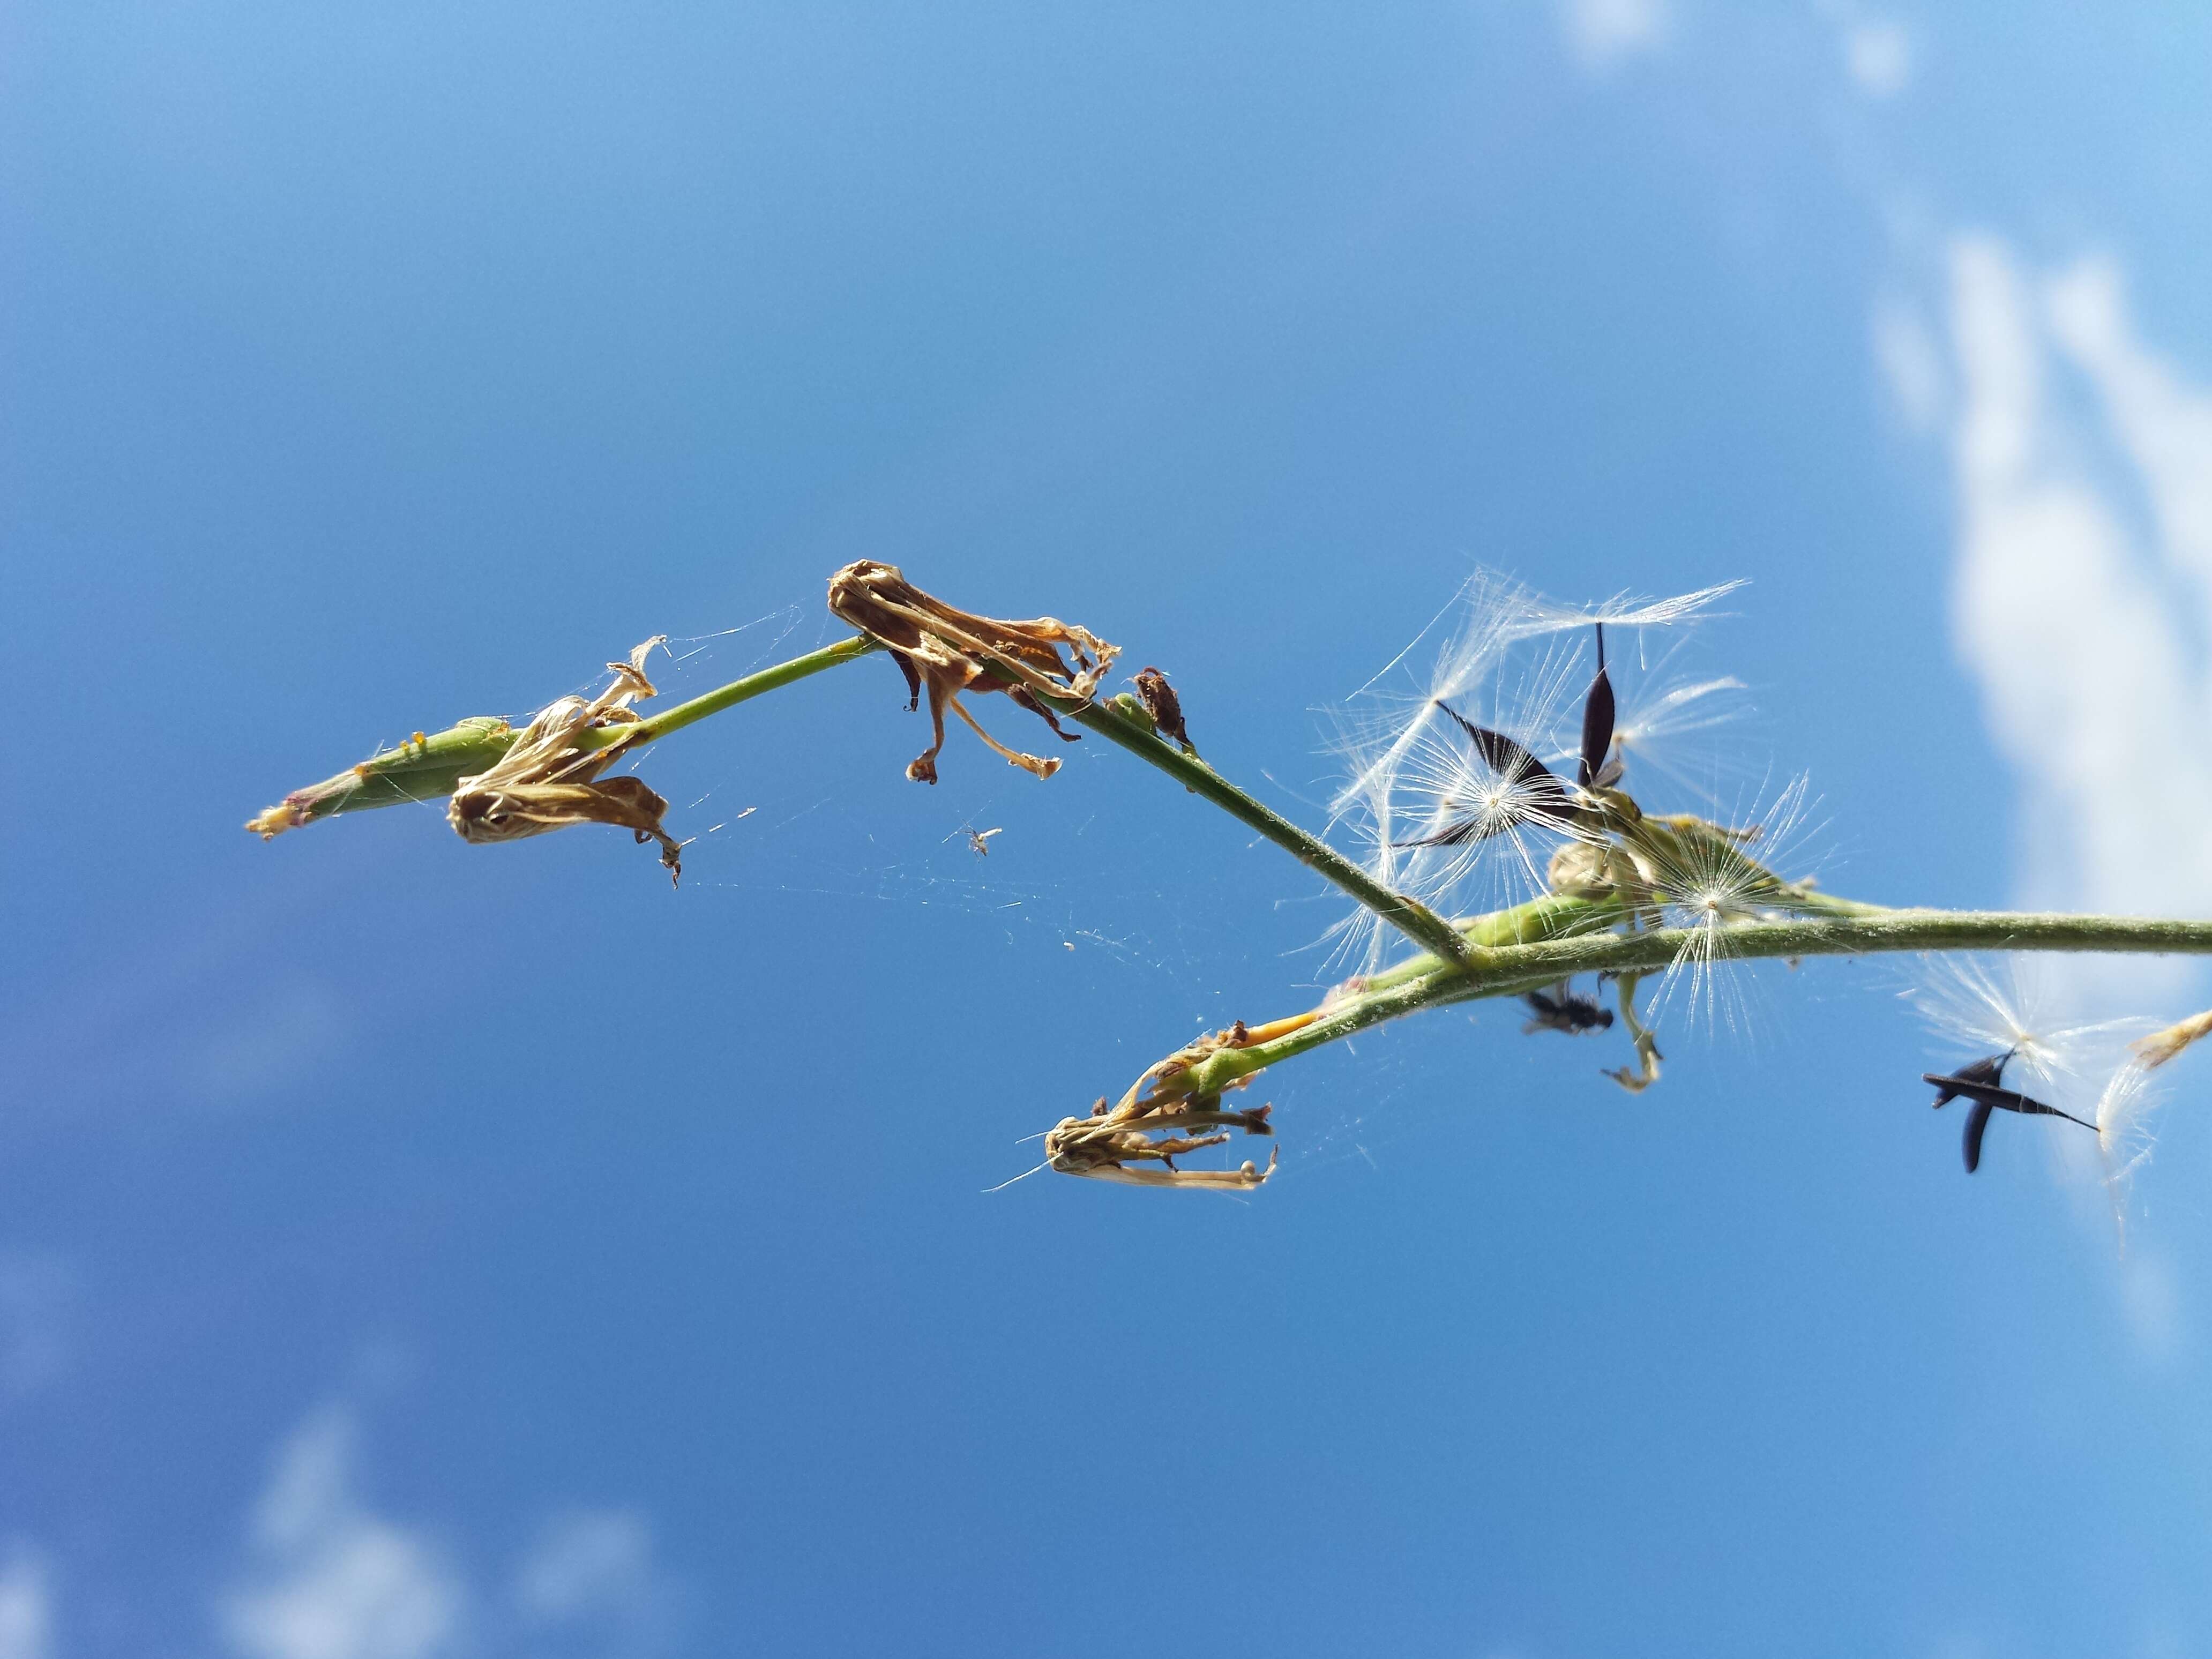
[1044,1102,1276,1190]
[826,561,1118,784]
[445,638,683,883]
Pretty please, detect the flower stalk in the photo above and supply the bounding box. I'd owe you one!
[1104,904,2212,1120]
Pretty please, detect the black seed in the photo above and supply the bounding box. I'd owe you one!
[1579,623,1616,791]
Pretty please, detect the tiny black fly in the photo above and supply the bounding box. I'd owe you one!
[1522,980,1615,1036]
[1922,1050,2097,1173]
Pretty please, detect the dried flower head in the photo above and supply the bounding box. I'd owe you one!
[1038,1017,1296,1189]
[1044,1105,1278,1190]
[446,638,684,883]
[826,561,1118,784]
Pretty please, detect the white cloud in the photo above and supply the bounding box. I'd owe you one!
[1558,0,1668,70]
[1873,295,1946,432]
[1843,19,1912,98]
[1937,234,2212,981]
[512,1510,683,1654]
[0,1547,52,1659]
[223,1408,466,1659]
[221,1407,689,1659]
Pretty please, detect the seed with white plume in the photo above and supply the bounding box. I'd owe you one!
[1640,773,1824,1039]
[1322,570,1745,976]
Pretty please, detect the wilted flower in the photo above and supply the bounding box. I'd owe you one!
[445,638,684,883]
[1043,1107,1279,1190]
[1039,1018,1289,1189]
[826,561,1117,784]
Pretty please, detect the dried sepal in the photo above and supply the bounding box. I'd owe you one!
[826,561,1118,784]
[446,638,684,883]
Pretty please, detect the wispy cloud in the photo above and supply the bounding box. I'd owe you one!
[0,1547,53,1659]
[221,1406,690,1659]
[512,1510,685,1656]
[1557,0,1668,71]
[1842,18,1912,97]
[1911,234,2212,997]
[223,1407,465,1659]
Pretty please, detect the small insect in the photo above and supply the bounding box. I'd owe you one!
[1522,980,1615,1036]
[1922,1050,2098,1174]
[941,821,1003,857]
[1133,666,1194,752]
[1395,623,1616,849]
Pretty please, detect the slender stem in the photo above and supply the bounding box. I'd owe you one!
[578,633,879,752]
[1148,905,2212,1102]
[1062,695,1483,969]
[256,635,881,829]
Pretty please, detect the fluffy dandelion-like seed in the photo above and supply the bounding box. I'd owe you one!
[1324,572,1743,975]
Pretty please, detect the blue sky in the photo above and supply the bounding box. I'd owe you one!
[8,3,2212,1654]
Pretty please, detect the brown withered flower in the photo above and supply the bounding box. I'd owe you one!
[1132,666,1193,753]
[1038,1017,1286,1189]
[446,638,685,883]
[1044,1102,1276,1190]
[826,561,1117,784]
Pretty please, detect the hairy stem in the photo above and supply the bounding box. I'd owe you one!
[1061,694,1483,969]
[1148,904,2212,1103]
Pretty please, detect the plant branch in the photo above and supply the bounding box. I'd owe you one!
[578,633,879,752]
[1057,693,1485,970]
[1137,903,2212,1104]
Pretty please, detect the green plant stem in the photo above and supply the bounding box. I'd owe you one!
[1060,695,1483,969]
[577,633,879,751]
[1155,903,2212,1102]
[265,635,880,827]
